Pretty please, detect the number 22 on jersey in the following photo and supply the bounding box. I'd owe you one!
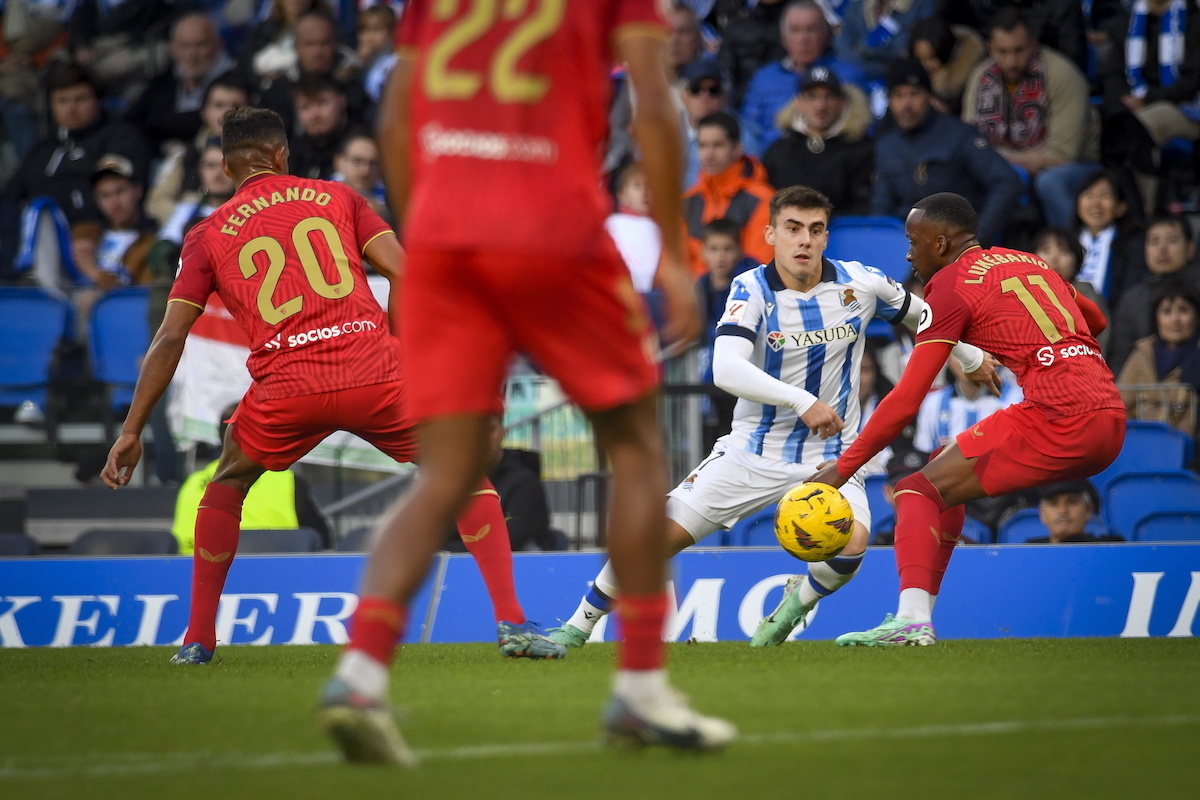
[424,0,566,103]
[238,217,353,325]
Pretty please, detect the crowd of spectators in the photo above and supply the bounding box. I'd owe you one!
[0,1,1198,539]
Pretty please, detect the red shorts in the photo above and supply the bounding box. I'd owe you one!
[401,247,659,421]
[956,401,1126,496]
[230,380,418,471]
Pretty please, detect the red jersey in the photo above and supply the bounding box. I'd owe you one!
[170,173,401,400]
[395,0,664,257]
[917,246,1123,417]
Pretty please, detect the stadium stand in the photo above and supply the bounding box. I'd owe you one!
[69,528,178,555]
[825,216,911,282]
[88,286,151,441]
[1133,512,1200,543]
[0,287,73,444]
[237,528,324,554]
[0,533,40,556]
[1104,472,1200,539]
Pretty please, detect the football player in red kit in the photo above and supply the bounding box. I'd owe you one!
[320,0,735,764]
[100,107,563,666]
[811,192,1125,645]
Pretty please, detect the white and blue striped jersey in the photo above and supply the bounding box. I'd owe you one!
[715,258,911,464]
[913,379,1024,453]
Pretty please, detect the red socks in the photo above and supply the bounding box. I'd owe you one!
[892,472,952,594]
[457,479,525,624]
[931,504,965,596]
[346,596,408,665]
[184,481,245,651]
[616,591,668,671]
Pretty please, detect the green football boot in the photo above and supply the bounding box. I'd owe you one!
[835,614,936,646]
[750,575,817,647]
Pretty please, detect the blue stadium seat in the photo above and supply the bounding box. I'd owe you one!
[69,528,178,556]
[1091,421,1193,494]
[0,287,73,442]
[1133,512,1200,543]
[238,528,324,553]
[961,516,993,545]
[1104,472,1200,538]
[0,533,40,557]
[997,509,1046,544]
[864,472,889,530]
[337,526,373,552]
[88,287,151,440]
[730,505,777,547]
[825,216,910,283]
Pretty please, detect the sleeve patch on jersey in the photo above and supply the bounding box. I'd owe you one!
[916,304,933,334]
[720,301,747,325]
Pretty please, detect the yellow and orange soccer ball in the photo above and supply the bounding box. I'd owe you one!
[773,483,854,562]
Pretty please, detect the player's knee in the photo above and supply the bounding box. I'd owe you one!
[894,471,936,499]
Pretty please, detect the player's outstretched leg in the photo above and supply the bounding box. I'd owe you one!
[456,478,565,659]
[549,561,618,647]
[590,396,736,751]
[752,525,868,647]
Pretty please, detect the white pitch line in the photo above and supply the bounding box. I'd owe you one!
[1,714,1197,781]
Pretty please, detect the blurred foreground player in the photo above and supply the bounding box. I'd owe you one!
[100,108,562,665]
[320,1,736,764]
[811,192,1125,645]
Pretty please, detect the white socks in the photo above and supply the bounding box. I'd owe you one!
[565,560,619,634]
[614,669,669,709]
[897,588,933,623]
[335,649,390,701]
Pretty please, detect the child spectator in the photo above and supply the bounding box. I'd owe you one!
[356,3,398,104]
[605,162,661,294]
[70,155,156,290]
[696,217,755,448]
[332,129,389,224]
[1032,226,1112,353]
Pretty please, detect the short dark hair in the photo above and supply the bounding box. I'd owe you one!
[1149,280,1200,335]
[337,126,376,155]
[696,111,740,145]
[221,107,288,160]
[203,71,250,106]
[1147,213,1193,244]
[702,217,741,243]
[769,185,833,225]
[293,72,344,101]
[612,160,644,196]
[909,17,956,65]
[1031,227,1085,277]
[913,192,979,235]
[45,61,99,96]
[359,3,396,29]
[988,7,1031,39]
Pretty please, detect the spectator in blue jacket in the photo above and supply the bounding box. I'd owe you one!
[740,0,867,156]
[871,58,1024,246]
[834,0,941,83]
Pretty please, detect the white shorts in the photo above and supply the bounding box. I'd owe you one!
[667,442,871,543]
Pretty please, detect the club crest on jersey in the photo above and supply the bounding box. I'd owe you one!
[840,288,860,311]
[767,331,786,351]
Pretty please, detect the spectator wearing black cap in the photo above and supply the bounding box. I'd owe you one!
[679,59,736,190]
[762,65,874,216]
[69,154,157,290]
[871,57,1024,246]
[739,0,867,157]
[1027,480,1123,543]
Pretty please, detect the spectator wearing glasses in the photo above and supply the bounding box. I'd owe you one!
[679,59,733,189]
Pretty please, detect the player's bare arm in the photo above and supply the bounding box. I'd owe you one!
[363,230,404,335]
[101,300,204,488]
[618,29,699,347]
[377,52,414,227]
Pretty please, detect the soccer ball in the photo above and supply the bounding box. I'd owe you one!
[774,483,854,562]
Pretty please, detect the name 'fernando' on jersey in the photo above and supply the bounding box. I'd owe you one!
[715,258,912,464]
[396,0,665,258]
[171,174,400,401]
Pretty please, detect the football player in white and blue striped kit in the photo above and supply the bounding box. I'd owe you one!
[548,186,998,648]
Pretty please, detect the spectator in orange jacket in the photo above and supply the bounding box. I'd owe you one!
[683,111,776,275]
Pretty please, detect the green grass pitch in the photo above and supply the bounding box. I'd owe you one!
[2,639,1198,799]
